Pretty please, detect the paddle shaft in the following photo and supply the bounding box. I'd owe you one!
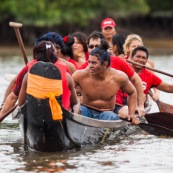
[0,22,28,123]
[9,22,28,65]
[0,104,18,122]
[127,59,173,78]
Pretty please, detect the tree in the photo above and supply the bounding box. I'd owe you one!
[0,0,149,27]
[146,0,173,15]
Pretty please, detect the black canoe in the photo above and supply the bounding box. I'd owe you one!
[18,104,129,152]
[16,62,173,152]
[17,61,129,152]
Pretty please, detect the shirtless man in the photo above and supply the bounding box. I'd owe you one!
[72,39,139,124]
[79,31,145,118]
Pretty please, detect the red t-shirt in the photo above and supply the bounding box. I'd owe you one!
[85,51,89,61]
[110,56,135,104]
[110,56,134,78]
[68,58,80,69]
[68,51,89,69]
[138,68,162,94]
[13,60,71,110]
[54,61,71,110]
[12,65,28,96]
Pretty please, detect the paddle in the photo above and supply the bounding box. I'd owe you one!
[80,103,173,137]
[0,22,28,123]
[9,21,28,64]
[0,105,18,122]
[148,90,173,114]
[127,59,173,78]
[145,112,173,131]
[137,122,173,137]
[116,99,173,133]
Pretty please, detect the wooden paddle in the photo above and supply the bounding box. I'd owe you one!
[116,98,173,134]
[0,22,28,123]
[145,112,173,131]
[9,21,28,64]
[115,98,173,133]
[127,59,173,78]
[137,122,173,137]
[80,103,173,137]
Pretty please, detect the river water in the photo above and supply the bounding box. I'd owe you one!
[0,54,173,173]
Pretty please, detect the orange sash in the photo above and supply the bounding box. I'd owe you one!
[27,73,63,120]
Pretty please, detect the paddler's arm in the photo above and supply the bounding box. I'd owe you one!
[121,76,140,125]
[1,76,17,109]
[0,92,17,118]
[72,70,83,103]
[18,74,28,106]
[67,73,80,113]
[67,73,78,105]
[130,73,145,117]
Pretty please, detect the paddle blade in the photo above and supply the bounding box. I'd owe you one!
[156,100,173,114]
[139,123,173,137]
[145,112,173,130]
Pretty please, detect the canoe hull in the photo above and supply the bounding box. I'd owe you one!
[18,104,128,152]
[18,61,128,152]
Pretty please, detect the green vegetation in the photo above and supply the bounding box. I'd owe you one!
[146,0,173,15]
[1,0,173,27]
[0,0,150,27]
[0,0,172,45]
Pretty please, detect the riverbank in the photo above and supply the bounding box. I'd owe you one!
[0,38,173,57]
[144,39,173,55]
[0,46,32,57]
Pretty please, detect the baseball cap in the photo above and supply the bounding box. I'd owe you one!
[101,18,116,29]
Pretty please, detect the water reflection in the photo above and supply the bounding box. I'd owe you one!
[0,55,173,173]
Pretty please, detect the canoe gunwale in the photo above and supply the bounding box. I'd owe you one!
[62,108,128,128]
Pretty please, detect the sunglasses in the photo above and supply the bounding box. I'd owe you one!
[88,44,99,49]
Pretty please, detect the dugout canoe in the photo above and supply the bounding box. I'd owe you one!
[18,104,129,152]
[16,61,173,152]
[17,101,173,152]
[16,61,130,152]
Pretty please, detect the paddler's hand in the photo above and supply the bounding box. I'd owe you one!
[73,101,81,114]
[151,93,159,102]
[127,115,140,125]
[136,105,145,117]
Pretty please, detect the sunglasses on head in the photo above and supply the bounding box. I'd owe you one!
[88,44,99,49]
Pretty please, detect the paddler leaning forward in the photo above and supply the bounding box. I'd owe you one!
[72,39,139,124]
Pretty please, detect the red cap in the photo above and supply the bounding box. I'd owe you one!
[101,18,116,29]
